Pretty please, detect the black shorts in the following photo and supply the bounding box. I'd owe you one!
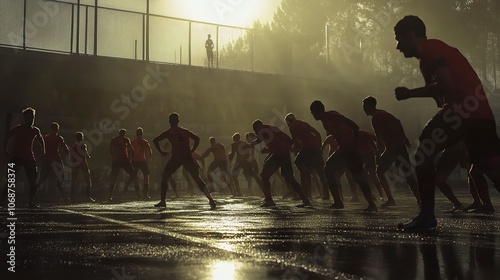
[40,159,64,182]
[231,161,255,177]
[294,148,325,170]
[111,161,134,177]
[132,161,150,176]
[9,158,37,183]
[361,154,376,172]
[420,110,500,164]
[164,155,199,176]
[376,147,412,174]
[261,153,294,178]
[207,161,229,173]
[325,150,364,174]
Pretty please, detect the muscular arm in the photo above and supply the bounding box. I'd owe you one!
[190,133,200,153]
[228,143,236,162]
[60,137,70,155]
[146,142,153,161]
[36,129,45,155]
[153,132,169,156]
[126,139,134,160]
[340,116,359,143]
[200,146,212,160]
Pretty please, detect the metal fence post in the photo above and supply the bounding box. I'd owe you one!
[76,0,80,54]
[189,21,192,66]
[23,0,27,50]
[93,0,98,56]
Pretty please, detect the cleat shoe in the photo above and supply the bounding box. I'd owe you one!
[329,202,344,209]
[260,201,276,207]
[154,201,166,208]
[209,201,217,210]
[397,215,437,231]
[381,200,396,209]
[470,205,495,214]
[363,204,378,213]
[463,201,482,212]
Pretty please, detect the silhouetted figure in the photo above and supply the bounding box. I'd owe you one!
[228,133,263,196]
[125,127,152,200]
[201,137,238,196]
[251,119,311,207]
[2,107,45,208]
[182,151,206,195]
[153,113,216,209]
[205,34,214,68]
[357,130,384,201]
[108,129,136,201]
[36,122,69,201]
[69,132,94,202]
[310,100,377,212]
[362,96,420,208]
[393,15,500,230]
[285,113,329,200]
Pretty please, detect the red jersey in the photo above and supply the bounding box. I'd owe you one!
[110,135,132,162]
[255,124,292,156]
[358,130,376,156]
[157,127,196,157]
[371,109,408,151]
[43,133,66,160]
[203,143,228,162]
[320,111,358,152]
[231,140,253,163]
[131,138,151,162]
[419,39,494,120]
[70,141,88,166]
[10,124,40,161]
[289,119,321,149]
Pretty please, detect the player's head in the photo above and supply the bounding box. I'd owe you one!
[284,113,296,126]
[136,127,143,137]
[75,131,84,141]
[22,107,36,126]
[169,113,180,126]
[209,137,216,145]
[362,96,377,116]
[245,132,257,142]
[50,122,60,132]
[119,128,126,137]
[252,119,263,132]
[394,15,426,58]
[310,101,325,120]
[232,133,240,141]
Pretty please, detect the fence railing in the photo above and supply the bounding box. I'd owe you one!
[0,0,255,71]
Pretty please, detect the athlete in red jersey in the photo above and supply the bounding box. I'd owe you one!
[153,113,216,209]
[251,119,311,207]
[36,122,69,201]
[201,137,238,196]
[124,127,152,199]
[228,133,263,196]
[108,129,135,201]
[285,113,329,200]
[310,101,377,212]
[394,15,500,230]
[363,96,420,208]
[2,108,45,208]
[68,132,94,202]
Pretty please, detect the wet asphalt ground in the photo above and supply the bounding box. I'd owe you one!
[1,188,500,280]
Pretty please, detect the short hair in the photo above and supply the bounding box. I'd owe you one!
[232,133,240,141]
[284,113,295,122]
[22,107,35,117]
[136,127,143,136]
[394,15,426,38]
[119,129,126,136]
[252,119,263,131]
[169,113,179,124]
[362,96,377,107]
[75,131,84,141]
[209,137,216,143]
[310,100,325,113]
[50,122,60,131]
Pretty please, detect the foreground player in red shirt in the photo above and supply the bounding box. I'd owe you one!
[69,132,94,202]
[36,122,69,201]
[394,15,500,230]
[285,113,329,200]
[108,129,135,201]
[310,101,377,212]
[252,119,311,207]
[362,96,420,208]
[153,113,216,209]
[3,107,45,208]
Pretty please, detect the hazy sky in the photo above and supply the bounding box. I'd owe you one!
[84,0,283,28]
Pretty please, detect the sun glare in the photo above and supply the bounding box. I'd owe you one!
[211,261,238,280]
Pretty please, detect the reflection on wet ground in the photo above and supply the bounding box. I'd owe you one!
[1,192,499,279]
